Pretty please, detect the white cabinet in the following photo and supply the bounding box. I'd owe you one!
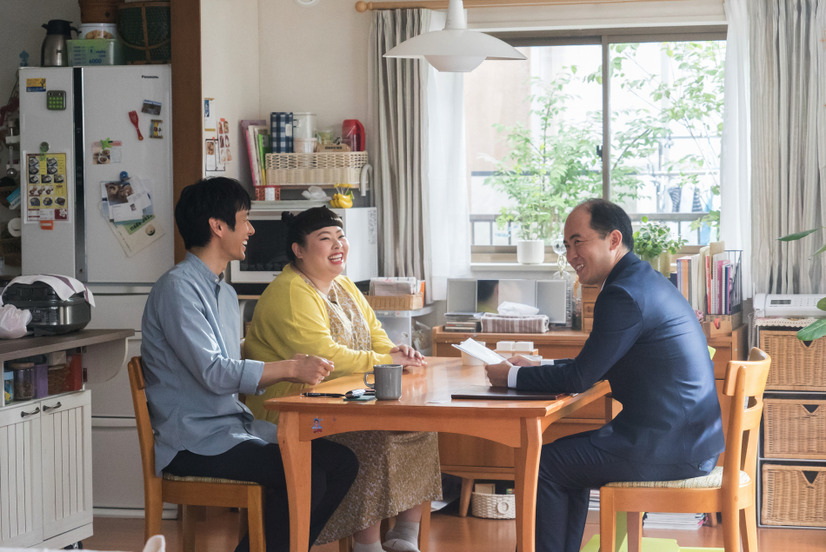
[0,390,92,548]
[375,306,434,353]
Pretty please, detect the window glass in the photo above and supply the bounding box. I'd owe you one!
[465,34,725,253]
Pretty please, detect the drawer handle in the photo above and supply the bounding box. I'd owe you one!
[20,407,41,418]
[43,401,62,412]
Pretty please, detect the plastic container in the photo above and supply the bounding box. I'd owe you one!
[67,38,124,66]
[11,362,35,401]
[79,23,118,39]
[34,362,49,399]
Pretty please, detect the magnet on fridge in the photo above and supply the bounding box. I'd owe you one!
[40,220,54,230]
[150,119,162,139]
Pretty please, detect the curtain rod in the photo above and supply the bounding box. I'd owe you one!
[355,0,679,12]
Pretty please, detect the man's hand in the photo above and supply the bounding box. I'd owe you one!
[288,354,335,385]
[485,360,512,388]
[508,354,540,367]
[389,345,427,367]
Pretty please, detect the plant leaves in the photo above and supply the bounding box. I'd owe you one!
[778,228,819,241]
[797,318,826,342]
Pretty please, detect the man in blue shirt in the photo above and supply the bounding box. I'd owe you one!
[487,199,723,552]
[141,177,357,552]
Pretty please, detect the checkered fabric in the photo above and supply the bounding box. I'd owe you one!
[270,111,294,153]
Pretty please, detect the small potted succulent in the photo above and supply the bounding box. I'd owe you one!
[633,216,686,276]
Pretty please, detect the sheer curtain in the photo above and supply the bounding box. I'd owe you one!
[720,0,752,297]
[368,9,469,301]
[748,0,826,294]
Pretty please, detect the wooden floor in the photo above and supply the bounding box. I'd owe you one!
[84,503,825,552]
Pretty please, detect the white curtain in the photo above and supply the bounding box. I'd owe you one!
[368,9,470,301]
[422,13,471,301]
[748,0,826,295]
[720,0,752,298]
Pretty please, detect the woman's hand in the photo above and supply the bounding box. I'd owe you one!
[389,345,427,367]
[290,353,335,385]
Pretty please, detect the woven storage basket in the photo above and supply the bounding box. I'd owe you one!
[759,330,826,391]
[471,492,515,519]
[265,152,368,186]
[117,1,171,64]
[79,0,122,23]
[366,294,423,311]
[761,464,826,527]
[763,398,826,459]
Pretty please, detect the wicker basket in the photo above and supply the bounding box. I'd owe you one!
[759,330,826,391]
[763,398,826,459]
[117,1,171,64]
[471,491,515,519]
[265,152,368,186]
[761,464,826,527]
[79,0,123,23]
[366,293,423,311]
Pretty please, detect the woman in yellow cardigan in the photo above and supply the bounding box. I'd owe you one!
[245,207,441,552]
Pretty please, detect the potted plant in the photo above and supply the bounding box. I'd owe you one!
[633,216,686,276]
[484,77,601,264]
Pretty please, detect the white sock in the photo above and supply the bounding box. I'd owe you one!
[353,541,384,552]
[386,520,419,544]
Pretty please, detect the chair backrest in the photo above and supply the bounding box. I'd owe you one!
[128,356,162,489]
[720,347,771,493]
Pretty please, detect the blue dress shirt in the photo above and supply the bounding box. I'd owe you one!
[141,252,274,474]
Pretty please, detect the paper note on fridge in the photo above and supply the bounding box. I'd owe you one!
[452,338,508,365]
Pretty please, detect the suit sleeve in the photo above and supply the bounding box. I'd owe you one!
[517,285,643,393]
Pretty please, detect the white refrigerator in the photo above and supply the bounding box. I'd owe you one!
[19,65,174,515]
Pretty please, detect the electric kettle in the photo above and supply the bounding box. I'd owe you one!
[41,20,78,67]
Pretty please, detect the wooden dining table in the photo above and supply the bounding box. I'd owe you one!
[265,357,611,552]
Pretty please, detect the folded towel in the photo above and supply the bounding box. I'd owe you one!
[480,313,549,334]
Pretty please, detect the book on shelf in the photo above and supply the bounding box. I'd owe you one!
[241,120,269,189]
[444,312,483,332]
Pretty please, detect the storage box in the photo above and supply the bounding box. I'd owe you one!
[761,464,826,527]
[67,39,125,66]
[760,330,826,391]
[702,312,742,338]
[366,293,423,311]
[763,398,826,459]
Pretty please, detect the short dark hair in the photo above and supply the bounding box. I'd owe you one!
[284,206,343,262]
[577,198,634,251]
[174,177,251,249]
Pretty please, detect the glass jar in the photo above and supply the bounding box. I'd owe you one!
[11,362,35,401]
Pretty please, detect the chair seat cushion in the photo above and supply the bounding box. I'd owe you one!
[162,472,258,486]
[604,466,750,489]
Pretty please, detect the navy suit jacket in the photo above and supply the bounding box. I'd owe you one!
[517,252,724,464]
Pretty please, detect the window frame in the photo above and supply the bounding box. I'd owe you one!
[469,25,727,263]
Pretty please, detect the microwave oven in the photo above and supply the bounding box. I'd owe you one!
[227,205,379,286]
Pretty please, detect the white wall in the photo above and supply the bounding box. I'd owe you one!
[256,1,371,137]
[201,0,261,185]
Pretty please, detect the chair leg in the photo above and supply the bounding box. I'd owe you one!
[419,501,431,552]
[627,512,643,552]
[181,505,199,552]
[247,487,266,552]
[599,489,617,552]
[338,535,353,552]
[144,490,164,542]
[458,478,474,518]
[721,506,740,552]
[741,505,758,552]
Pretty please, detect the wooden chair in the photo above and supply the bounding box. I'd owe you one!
[599,347,771,552]
[127,356,266,552]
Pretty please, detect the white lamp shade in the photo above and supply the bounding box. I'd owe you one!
[385,28,525,72]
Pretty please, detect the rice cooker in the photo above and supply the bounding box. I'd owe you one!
[2,281,91,335]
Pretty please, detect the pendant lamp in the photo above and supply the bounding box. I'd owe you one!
[383,0,526,72]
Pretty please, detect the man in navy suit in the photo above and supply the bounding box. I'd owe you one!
[486,199,724,552]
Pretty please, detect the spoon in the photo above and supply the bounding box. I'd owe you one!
[128,111,144,140]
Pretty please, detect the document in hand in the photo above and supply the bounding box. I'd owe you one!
[451,338,508,365]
